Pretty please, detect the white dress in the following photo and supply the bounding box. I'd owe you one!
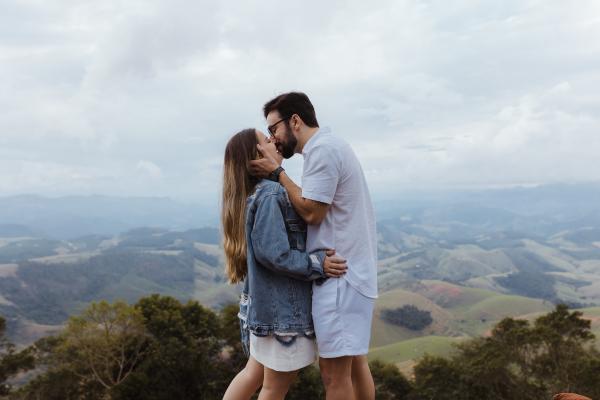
[250,333,317,372]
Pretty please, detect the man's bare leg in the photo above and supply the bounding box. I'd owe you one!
[351,355,375,400]
[319,356,354,400]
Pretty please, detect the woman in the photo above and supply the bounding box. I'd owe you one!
[221,129,346,400]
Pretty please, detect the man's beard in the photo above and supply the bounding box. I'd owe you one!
[278,126,297,159]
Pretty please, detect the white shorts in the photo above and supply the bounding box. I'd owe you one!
[250,333,317,372]
[312,277,375,358]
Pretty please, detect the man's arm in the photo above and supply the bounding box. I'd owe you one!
[278,171,329,225]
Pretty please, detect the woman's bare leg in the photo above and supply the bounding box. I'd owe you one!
[257,367,298,400]
[223,356,264,400]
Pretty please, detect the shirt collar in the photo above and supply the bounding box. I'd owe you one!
[302,126,330,156]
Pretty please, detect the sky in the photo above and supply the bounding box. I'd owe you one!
[1,0,599,204]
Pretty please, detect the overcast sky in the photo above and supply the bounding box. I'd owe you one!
[1,0,599,203]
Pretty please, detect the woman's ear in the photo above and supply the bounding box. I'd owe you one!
[254,144,263,160]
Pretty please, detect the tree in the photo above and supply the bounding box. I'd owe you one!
[11,366,104,400]
[411,355,465,400]
[409,304,600,400]
[14,296,232,400]
[219,303,247,372]
[382,305,433,331]
[0,316,35,396]
[56,301,147,399]
[111,295,225,400]
[531,304,598,397]
[369,359,412,400]
[15,299,599,400]
[287,365,324,400]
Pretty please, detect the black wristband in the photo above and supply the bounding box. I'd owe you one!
[267,166,285,182]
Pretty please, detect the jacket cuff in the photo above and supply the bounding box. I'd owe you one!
[309,250,328,283]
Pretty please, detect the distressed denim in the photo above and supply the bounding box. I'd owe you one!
[238,180,327,356]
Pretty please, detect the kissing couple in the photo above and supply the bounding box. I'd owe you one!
[222,92,378,400]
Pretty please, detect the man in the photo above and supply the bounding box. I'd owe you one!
[250,92,378,400]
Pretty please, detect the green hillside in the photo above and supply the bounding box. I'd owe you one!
[369,335,464,364]
[371,287,452,347]
[369,289,599,367]
[372,280,554,347]
[1,208,599,355]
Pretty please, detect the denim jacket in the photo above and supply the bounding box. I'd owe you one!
[238,180,327,355]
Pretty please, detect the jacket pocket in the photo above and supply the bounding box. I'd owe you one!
[286,219,307,251]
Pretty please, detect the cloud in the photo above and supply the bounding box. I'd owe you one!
[136,160,163,180]
[0,0,599,200]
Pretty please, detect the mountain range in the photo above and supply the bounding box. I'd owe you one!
[1,182,599,371]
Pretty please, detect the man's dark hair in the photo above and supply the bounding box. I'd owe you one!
[263,92,319,128]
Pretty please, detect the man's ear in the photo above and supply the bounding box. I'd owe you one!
[292,114,302,129]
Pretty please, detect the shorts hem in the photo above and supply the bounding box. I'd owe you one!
[318,349,369,358]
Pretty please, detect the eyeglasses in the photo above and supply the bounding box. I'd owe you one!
[267,116,290,136]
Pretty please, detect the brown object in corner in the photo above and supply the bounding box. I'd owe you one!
[553,393,592,400]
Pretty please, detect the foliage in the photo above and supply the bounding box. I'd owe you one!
[11,299,600,400]
[286,360,412,400]
[496,250,559,300]
[408,304,600,400]
[496,268,556,301]
[410,355,465,400]
[12,367,105,400]
[0,239,62,263]
[0,252,198,325]
[111,295,226,400]
[13,296,229,400]
[382,305,433,331]
[59,301,147,391]
[287,365,324,400]
[0,317,35,396]
[370,359,412,400]
[218,303,247,371]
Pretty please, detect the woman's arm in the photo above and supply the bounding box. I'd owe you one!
[250,192,328,281]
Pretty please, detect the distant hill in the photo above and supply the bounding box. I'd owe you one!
[370,280,554,348]
[0,195,218,239]
[375,182,600,223]
[2,182,599,239]
[1,182,599,365]
[0,224,38,237]
[368,281,600,372]
[0,226,237,344]
[1,215,598,348]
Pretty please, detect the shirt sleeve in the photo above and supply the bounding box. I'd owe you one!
[301,145,340,204]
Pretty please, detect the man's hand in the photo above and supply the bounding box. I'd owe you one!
[323,249,347,278]
[249,143,282,178]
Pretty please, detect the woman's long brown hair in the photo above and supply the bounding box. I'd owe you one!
[221,129,259,284]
